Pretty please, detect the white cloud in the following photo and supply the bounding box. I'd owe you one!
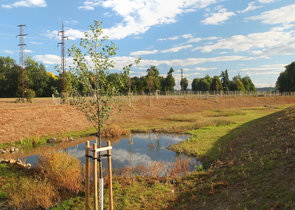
[130,50,159,56]
[34,54,61,65]
[4,50,14,54]
[240,63,285,72]
[161,44,193,53]
[183,67,217,72]
[79,0,217,39]
[158,33,193,41]
[112,55,262,71]
[194,26,295,53]
[34,53,263,76]
[45,28,84,40]
[78,0,100,10]
[257,0,275,3]
[130,44,192,56]
[201,7,235,25]
[240,2,261,13]
[248,3,295,25]
[24,49,32,53]
[187,37,202,43]
[64,19,79,25]
[2,0,47,8]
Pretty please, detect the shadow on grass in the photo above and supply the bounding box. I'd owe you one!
[167,107,295,209]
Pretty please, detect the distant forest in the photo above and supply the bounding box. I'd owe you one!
[2,55,293,98]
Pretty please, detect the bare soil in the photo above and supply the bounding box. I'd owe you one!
[1,95,295,143]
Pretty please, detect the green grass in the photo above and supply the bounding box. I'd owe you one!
[167,105,295,209]
[167,106,283,161]
[0,127,96,151]
[53,176,175,210]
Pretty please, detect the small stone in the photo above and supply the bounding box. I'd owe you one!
[26,163,31,168]
[48,137,57,143]
[0,149,5,154]
[69,137,74,141]
[9,159,16,164]
[14,147,19,152]
[10,147,15,153]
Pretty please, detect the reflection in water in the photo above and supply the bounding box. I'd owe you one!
[19,133,195,170]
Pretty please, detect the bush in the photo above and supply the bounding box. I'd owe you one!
[8,177,57,209]
[36,152,82,194]
[102,124,130,138]
[24,89,36,103]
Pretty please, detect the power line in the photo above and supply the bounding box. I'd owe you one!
[58,21,68,94]
[17,24,27,98]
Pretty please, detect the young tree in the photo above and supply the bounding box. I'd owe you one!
[68,20,139,199]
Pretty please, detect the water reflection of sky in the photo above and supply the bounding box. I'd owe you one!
[21,133,192,169]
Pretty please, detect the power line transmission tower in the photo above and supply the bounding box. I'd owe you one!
[17,24,27,98]
[58,21,68,94]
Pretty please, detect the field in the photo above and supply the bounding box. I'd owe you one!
[1,95,295,209]
[1,95,295,144]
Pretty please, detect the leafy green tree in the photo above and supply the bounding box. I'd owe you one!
[231,75,245,92]
[180,77,189,91]
[164,67,175,92]
[131,76,145,93]
[146,66,161,93]
[203,75,212,91]
[276,62,295,92]
[241,75,256,91]
[25,57,54,97]
[107,73,129,94]
[192,78,200,91]
[0,56,20,97]
[210,76,223,91]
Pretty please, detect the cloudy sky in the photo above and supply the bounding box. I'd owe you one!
[1,0,294,88]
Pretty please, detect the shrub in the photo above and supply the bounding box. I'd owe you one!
[102,124,130,138]
[36,152,82,194]
[8,177,57,209]
[24,89,36,103]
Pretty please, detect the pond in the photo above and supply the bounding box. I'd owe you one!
[15,133,198,171]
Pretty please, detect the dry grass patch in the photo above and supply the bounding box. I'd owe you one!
[8,177,58,209]
[36,152,82,194]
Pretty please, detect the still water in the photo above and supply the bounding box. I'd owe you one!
[20,133,196,170]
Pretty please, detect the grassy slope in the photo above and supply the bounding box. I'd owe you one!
[170,106,295,209]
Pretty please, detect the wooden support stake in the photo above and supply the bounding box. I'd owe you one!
[85,141,90,210]
[107,141,113,210]
[93,143,98,210]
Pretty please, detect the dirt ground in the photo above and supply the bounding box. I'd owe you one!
[1,95,295,143]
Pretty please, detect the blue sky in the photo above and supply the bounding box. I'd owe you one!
[1,0,295,88]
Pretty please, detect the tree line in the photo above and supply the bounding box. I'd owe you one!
[1,56,260,98]
[191,70,256,92]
